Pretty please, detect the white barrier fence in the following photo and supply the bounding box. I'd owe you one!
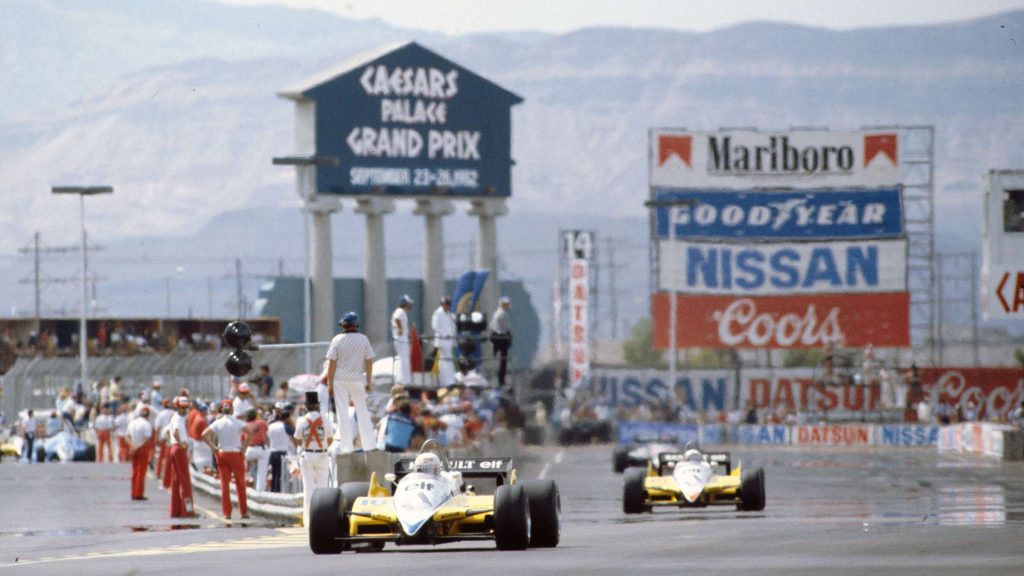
[616,421,1024,460]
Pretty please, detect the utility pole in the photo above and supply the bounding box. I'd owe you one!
[605,238,621,340]
[235,258,245,319]
[19,231,105,325]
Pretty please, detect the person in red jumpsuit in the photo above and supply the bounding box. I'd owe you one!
[167,396,197,518]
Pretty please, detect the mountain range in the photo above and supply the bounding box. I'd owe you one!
[1,0,1022,343]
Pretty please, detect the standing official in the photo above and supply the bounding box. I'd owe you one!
[431,296,457,388]
[489,296,513,387]
[243,408,270,493]
[167,396,196,518]
[267,403,295,493]
[114,405,130,462]
[324,312,376,452]
[294,390,334,527]
[153,399,174,480]
[93,406,114,463]
[391,295,415,385]
[232,382,255,418]
[203,403,249,520]
[21,409,37,463]
[127,406,154,500]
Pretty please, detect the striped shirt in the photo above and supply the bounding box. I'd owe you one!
[326,332,375,382]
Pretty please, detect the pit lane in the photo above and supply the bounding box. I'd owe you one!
[1,444,1022,575]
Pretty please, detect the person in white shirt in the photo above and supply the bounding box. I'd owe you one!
[391,295,415,385]
[294,391,335,527]
[267,404,296,493]
[324,312,376,453]
[93,405,115,463]
[152,399,175,481]
[150,382,164,409]
[126,406,154,500]
[431,296,457,388]
[202,403,249,520]
[232,383,255,418]
[114,406,131,463]
[167,396,196,518]
[21,410,37,463]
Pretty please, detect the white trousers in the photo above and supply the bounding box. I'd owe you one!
[332,379,376,453]
[192,439,213,470]
[436,343,455,387]
[300,451,332,527]
[394,340,412,384]
[245,445,271,492]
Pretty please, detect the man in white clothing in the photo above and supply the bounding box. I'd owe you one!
[324,312,376,453]
[391,295,415,385]
[431,296,457,388]
[233,382,255,417]
[294,390,335,527]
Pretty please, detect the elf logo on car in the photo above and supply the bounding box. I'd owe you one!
[449,459,505,470]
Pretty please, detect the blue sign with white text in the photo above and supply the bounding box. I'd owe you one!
[878,425,939,447]
[618,421,700,445]
[654,188,904,240]
[729,425,790,445]
[289,42,522,197]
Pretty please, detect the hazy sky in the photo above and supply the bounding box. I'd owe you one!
[218,0,1024,35]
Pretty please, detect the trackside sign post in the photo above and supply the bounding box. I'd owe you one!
[982,171,1024,319]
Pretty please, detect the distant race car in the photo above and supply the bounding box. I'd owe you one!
[308,440,561,553]
[623,448,765,513]
[612,443,679,474]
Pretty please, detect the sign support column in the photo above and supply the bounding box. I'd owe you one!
[469,198,508,316]
[356,197,395,351]
[415,198,454,325]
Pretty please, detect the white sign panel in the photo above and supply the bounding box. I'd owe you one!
[658,239,907,295]
[650,129,901,189]
[981,170,1024,319]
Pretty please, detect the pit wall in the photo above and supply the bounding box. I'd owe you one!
[617,421,1023,460]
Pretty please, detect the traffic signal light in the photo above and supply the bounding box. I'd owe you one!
[224,320,253,377]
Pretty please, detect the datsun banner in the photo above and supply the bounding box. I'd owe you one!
[793,424,874,446]
[652,188,904,240]
[650,129,900,189]
[652,292,911,349]
[658,239,907,295]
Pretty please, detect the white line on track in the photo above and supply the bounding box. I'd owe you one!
[539,449,564,479]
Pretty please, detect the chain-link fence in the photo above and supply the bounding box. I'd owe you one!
[0,347,320,424]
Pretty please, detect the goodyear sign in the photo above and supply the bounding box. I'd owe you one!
[284,42,522,197]
[653,188,904,240]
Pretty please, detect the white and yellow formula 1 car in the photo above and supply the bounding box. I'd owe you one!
[622,448,765,513]
[309,440,560,553]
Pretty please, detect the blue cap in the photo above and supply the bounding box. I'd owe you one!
[339,312,359,328]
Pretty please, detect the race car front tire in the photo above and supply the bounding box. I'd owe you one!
[622,467,648,514]
[520,479,560,547]
[309,487,346,554]
[738,467,766,511]
[494,484,530,550]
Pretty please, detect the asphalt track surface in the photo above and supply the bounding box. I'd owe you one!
[1,444,1022,575]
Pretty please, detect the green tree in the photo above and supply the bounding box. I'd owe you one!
[623,317,667,369]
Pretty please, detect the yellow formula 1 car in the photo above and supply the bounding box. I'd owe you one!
[309,440,560,553]
[622,448,765,513]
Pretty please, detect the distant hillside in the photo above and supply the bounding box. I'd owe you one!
[1,1,1022,340]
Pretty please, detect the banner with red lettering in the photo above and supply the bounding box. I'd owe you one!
[652,292,910,349]
[793,424,874,446]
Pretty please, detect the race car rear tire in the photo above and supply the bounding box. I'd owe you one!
[494,484,530,550]
[520,479,560,548]
[613,445,630,473]
[738,467,766,511]
[623,467,648,514]
[309,487,346,554]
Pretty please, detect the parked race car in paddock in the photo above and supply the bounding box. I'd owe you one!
[309,440,561,553]
[613,443,679,473]
[623,448,765,513]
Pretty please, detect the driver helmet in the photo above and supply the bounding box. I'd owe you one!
[413,452,441,476]
[684,449,702,463]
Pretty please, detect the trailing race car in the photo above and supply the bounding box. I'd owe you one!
[613,443,678,474]
[309,440,560,553]
[622,447,765,513]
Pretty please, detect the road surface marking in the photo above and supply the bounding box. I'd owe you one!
[1,528,307,567]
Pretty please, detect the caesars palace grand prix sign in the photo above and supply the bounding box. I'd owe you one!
[650,129,900,189]
[294,42,521,197]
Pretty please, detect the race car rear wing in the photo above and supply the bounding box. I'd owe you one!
[394,457,515,483]
[657,451,732,475]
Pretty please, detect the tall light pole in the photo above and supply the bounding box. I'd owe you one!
[52,185,113,385]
